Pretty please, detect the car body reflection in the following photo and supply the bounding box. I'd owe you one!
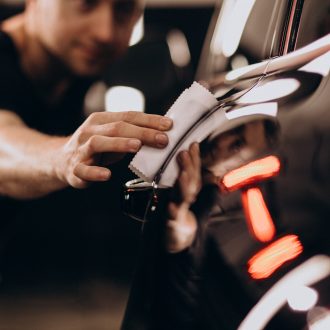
[121,0,330,329]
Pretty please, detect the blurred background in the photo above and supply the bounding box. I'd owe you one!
[2,0,328,329]
[0,0,217,329]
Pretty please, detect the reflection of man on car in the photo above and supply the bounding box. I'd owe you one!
[166,119,277,253]
[134,118,279,330]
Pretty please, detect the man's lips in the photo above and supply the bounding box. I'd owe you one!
[80,46,105,61]
[77,43,115,62]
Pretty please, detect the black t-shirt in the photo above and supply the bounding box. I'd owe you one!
[0,31,126,285]
[0,31,90,135]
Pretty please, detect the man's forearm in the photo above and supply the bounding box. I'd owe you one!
[0,110,173,200]
[0,125,69,199]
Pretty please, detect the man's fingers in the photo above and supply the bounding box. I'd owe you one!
[179,170,198,204]
[73,163,112,182]
[82,136,142,157]
[190,142,201,170]
[63,112,172,188]
[86,111,173,131]
[168,202,179,219]
[177,148,201,204]
[177,150,190,170]
[178,149,199,180]
[92,121,169,148]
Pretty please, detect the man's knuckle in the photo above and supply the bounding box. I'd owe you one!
[87,112,98,122]
[123,111,136,122]
[106,123,117,136]
[72,165,80,176]
[141,128,152,141]
[86,136,98,152]
[76,129,88,144]
[74,179,89,189]
[108,121,123,136]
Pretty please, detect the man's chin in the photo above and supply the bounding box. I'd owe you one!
[70,62,108,78]
[66,47,126,77]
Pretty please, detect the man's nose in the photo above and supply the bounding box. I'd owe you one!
[92,5,116,44]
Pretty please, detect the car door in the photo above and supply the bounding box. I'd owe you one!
[121,1,330,329]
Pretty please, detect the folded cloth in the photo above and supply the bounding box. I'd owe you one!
[129,82,278,188]
[129,82,218,187]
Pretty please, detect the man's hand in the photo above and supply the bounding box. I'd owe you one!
[0,110,172,199]
[56,111,173,188]
[165,143,201,253]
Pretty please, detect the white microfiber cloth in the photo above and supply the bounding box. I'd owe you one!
[129,82,218,187]
[129,81,278,187]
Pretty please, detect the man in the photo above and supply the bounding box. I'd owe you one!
[0,0,172,282]
[0,0,172,198]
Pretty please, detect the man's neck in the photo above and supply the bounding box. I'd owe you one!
[2,14,74,105]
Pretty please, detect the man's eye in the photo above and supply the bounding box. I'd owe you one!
[76,0,98,11]
[229,138,245,153]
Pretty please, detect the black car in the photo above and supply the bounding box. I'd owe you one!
[122,1,330,329]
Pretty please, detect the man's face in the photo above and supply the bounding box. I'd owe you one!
[30,0,142,76]
[202,121,269,179]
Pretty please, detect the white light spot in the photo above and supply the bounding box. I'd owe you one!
[222,0,257,57]
[238,78,300,104]
[84,81,108,116]
[106,86,145,113]
[287,285,318,312]
[230,54,249,70]
[129,15,144,47]
[225,61,266,82]
[211,0,236,55]
[167,29,191,67]
[300,51,330,77]
[225,102,278,120]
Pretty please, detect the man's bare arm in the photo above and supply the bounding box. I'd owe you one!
[0,110,172,199]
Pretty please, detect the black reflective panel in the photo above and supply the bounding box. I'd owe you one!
[122,2,330,329]
[295,0,330,50]
[122,57,329,328]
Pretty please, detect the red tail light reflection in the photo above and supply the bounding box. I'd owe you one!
[222,155,281,192]
[242,188,276,242]
[248,235,303,280]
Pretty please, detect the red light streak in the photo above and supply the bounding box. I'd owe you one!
[222,155,281,191]
[242,188,276,242]
[248,235,303,279]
